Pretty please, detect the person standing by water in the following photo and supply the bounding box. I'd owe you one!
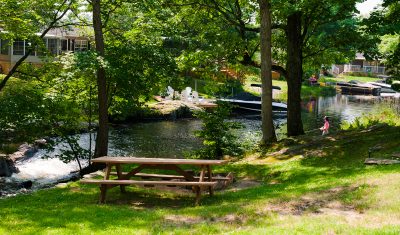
[320,116,330,135]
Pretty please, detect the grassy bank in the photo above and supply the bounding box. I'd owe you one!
[244,75,336,101]
[321,75,379,83]
[1,121,400,234]
[244,74,381,102]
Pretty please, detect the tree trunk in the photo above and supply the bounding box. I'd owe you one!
[93,0,109,157]
[286,12,304,136]
[259,0,277,144]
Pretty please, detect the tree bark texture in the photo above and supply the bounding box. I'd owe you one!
[259,0,277,144]
[93,0,109,157]
[286,12,304,136]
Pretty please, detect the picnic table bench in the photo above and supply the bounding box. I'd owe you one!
[80,157,229,205]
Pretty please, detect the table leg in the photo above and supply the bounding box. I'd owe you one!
[100,163,112,203]
[166,165,195,181]
[195,165,206,206]
[124,164,146,179]
[116,164,126,193]
[206,165,214,196]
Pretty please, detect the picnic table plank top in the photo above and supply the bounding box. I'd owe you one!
[91,156,228,165]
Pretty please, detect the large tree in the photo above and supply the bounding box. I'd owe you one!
[259,0,276,144]
[92,0,109,157]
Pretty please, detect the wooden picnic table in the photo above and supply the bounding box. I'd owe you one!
[81,157,229,205]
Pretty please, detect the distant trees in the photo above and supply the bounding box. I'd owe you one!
[364,0,400,80]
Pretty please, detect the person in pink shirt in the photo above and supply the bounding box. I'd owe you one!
[320,116,330,135]
[309,74,318,85]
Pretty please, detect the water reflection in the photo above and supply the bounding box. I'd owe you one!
[302,94,380,132]
[109,120,202,158]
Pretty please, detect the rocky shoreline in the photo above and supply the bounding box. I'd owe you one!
[0,143,38,177]
[0,141,45,197]
[147,100,204,120]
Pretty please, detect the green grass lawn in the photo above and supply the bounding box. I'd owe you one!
[2,123,400,234]
[244,76,336,101]
[321,75,379,83]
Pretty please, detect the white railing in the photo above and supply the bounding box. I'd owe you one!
[331,65,340,74]
[343,64,386,74]
[344,64,361,72]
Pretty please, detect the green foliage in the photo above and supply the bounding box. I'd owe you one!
[341,106,400,130]
[301,85,336,97]
[391,82,400,91]
[106,42,177,120]
[0,52,96,167]
[0,79,49,143]
[345,71,377,78]
[98,2,180,120]
[363,1,400,78]
[192,102,243,159]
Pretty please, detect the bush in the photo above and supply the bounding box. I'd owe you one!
[192,101,243,159]
[341,106,400,130]
[346,71,379,78]
[0,80,49,143]
[391,82,400,91]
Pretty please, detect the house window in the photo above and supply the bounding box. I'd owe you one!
[74,40,88,51]
[13,40,25,55]
[61,39,68,51]
[47,38,58,55]
[0,39,9,55]
[25,41,36,56]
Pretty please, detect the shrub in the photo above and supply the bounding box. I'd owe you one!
[391,82,400,91]
[341,106,400,130]
[192,101,243,159]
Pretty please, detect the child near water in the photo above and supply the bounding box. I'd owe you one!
[320,116,330,135]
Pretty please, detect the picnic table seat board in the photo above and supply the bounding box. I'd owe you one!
[108,172,232,181]
[80,156,228,205]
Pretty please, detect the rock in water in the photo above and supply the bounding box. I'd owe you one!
[20,181,33,189]
[0,154,19,177]
[0,156,11,177]
[9,143,37,162]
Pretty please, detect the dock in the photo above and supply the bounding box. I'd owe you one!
[336,82,381,96]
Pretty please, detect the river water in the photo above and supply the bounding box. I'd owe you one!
[2,94,398,194]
